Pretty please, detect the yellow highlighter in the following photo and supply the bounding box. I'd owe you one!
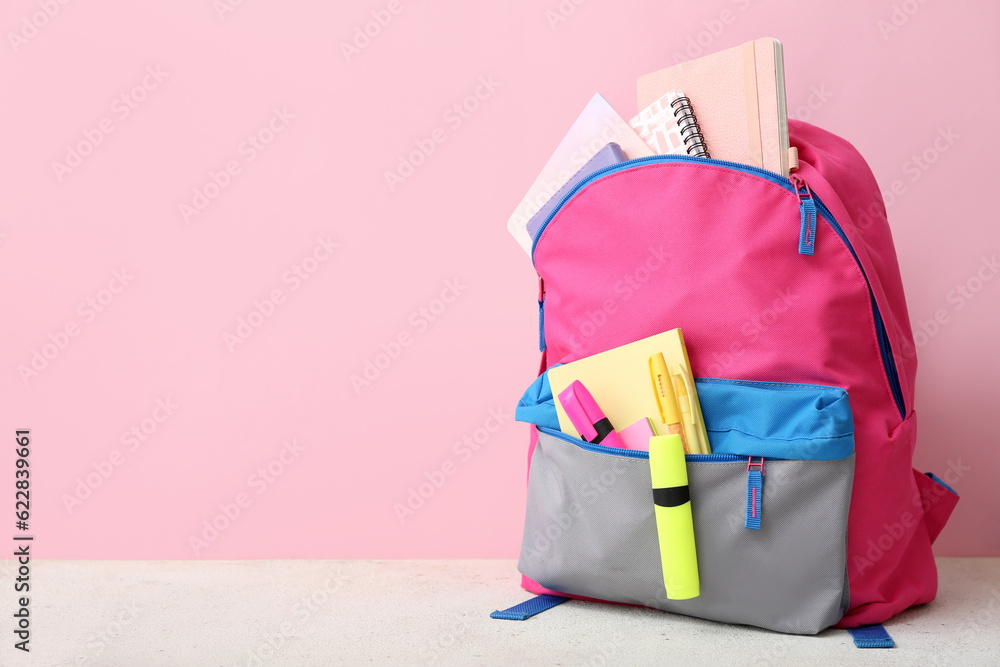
[649,434,700,600]
[649,353,690,454]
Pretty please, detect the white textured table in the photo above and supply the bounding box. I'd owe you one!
[4,558,998,665]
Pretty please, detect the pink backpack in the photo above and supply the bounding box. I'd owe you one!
[502,120,959,641]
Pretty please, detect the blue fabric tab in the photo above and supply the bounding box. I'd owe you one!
[515,365,561,430]
[847,624,895,648]
[490,594,569,620]
[745,464,762,529]
[847,623,896,648]
[799,196,816,255]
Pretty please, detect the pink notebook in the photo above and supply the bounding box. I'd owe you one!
[619,417,657,451]
[637,37,791,176]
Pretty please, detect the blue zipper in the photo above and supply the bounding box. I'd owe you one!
[531,154,906,420]
[530,155,784,259]
[813,202,905,420]
[537,425,748,462]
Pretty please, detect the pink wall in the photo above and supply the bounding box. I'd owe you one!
[1,0,997,559]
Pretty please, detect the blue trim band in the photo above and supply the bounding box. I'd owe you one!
[517,375,855,461]
[925,472,958,495]
[697,378,854,461]
[847,623,895,648]
[490,594,569,620]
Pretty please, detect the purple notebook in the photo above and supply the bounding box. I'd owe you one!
[526,142,628,240]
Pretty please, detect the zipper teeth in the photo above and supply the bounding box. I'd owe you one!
[537,426,745,462]
[539,301,546,353]
[531,155,907,420]
[811,198,906,420]
[530,155,781,259]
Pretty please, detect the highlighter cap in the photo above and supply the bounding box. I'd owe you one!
[558,381,601,441]
[649,434,688,488]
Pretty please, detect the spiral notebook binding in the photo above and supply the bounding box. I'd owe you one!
[670,95,710,159]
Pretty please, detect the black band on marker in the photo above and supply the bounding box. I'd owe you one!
[653,485,691,508]
[591,418,614,444]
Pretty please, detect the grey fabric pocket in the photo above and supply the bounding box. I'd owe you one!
[518,428,854,634]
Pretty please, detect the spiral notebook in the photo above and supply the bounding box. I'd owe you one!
[629,90,709,158]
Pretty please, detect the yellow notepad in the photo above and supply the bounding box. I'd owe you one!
[548,328,710,454]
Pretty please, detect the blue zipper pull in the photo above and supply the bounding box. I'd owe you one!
[537,276,546,352]
[745,457,764,529]
[791,174,816,255]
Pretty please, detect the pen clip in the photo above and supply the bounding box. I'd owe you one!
[684,371,697,432]
[673,364,697,424]
[673,363,702,454]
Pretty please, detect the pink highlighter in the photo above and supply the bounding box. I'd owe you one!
[557,380,628,449]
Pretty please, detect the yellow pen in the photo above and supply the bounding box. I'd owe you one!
[671,365,700,455]
[648,353,690,454]
[673,363,710,455]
